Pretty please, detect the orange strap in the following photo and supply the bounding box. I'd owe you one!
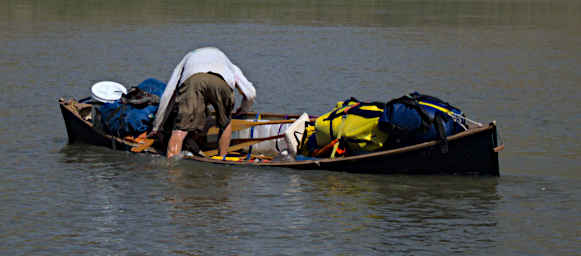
[312,139,346,157]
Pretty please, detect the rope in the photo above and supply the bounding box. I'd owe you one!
[275,123,285,153]
[450,112,483,128]
[418,101,482,129]
[330,114,348,158]
[245,112,260,160]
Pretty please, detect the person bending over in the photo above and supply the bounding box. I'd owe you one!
[150,47,256,158]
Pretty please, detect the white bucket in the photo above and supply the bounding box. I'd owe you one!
[284,113,309,156]
[233,122,291,155]
[232,113,310,156]
[91,81,127,103]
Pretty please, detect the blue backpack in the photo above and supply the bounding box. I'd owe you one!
[378,92,466,152]
[97,78,166,137]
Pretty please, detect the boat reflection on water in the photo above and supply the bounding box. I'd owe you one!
[162,165,501,252]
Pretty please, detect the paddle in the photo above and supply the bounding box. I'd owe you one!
[132,117,310,153]
[206,119,306,136]
[202,134,285,156]
[130,119,300,153]
[130,138,155,153]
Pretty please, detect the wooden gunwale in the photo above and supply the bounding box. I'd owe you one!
[185,124,497,166]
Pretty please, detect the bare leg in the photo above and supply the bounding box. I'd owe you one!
[167,130,188,158]
[218,122,232,157]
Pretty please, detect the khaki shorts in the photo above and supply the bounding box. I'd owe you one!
[174,73,234,134]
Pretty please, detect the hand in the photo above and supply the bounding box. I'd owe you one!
[147,130,159,138]
[233,107,244,116]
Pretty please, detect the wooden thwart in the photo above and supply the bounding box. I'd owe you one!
[129,119,300,154]
[207,119,307,135]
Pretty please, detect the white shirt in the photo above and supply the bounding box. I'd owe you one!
[152,47,256,132]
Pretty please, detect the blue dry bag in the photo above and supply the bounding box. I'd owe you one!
[378,92,466,152]
[97,78,166,137]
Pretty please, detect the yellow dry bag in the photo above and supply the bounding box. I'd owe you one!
[311,98,388,155]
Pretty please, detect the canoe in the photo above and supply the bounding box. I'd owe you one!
[58,98,503,176]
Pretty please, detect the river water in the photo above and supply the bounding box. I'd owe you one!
[0,0,579,255]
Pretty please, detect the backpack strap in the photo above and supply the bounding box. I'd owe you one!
[386,95,433,130]
[433,112,449,154]
[323,98,385,140]
[383,95,450,153]
[410,92,461,114]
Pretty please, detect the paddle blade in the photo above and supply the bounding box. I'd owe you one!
[130,138,155,153]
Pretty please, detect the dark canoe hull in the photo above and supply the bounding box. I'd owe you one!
[59,100,135,151]
[59,100,502,176]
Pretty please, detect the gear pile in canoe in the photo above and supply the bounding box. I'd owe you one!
[58,79,503,175]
